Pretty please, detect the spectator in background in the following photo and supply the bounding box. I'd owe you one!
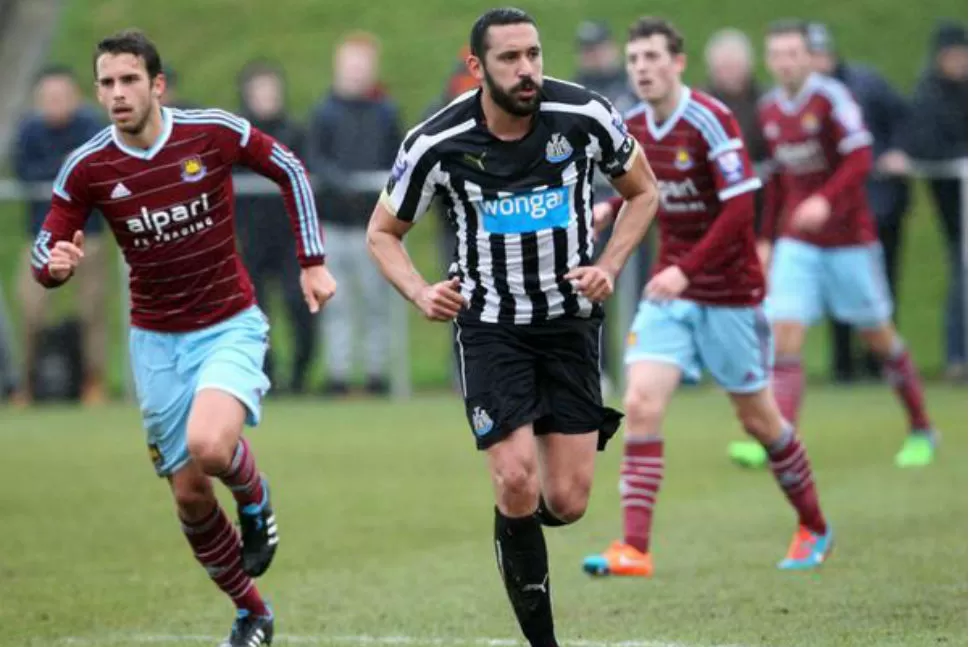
[903,21,968,381]
[0,285,17,400]
[808,22,912,382]
[703,29,768,225]
[424,45,479,277]
[574,20,639,396]
[235,59,315,394]
[11,66,108,405]
[573,20,637,114]
[307,31,401,396]
[159,65,198,109]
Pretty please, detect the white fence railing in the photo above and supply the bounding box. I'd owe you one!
[0,157,965,399]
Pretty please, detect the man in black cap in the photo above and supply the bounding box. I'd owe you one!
[573,20,637,115]
[903,21,968,381]
[807,22,912,382]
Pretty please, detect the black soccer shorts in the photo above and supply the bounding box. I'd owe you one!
[453,315,623,451]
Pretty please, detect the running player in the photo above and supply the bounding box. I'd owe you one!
[31,30,336,646]
[366,9,658,646]
[728,20,936,469]
[581,17,832,577]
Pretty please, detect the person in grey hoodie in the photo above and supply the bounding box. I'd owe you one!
[306,32,402,396]
[235,59,316,394]
[903,22,968,380]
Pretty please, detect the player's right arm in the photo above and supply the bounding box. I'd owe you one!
[366,139,465,321]
[30,157,93,288]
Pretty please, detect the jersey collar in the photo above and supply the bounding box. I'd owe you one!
[776,73,822,115]
[111,106,173,160]
[643,85,691,141]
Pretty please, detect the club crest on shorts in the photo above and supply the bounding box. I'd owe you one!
[147,443,163,468]
[673,148,693,171]
[471,406,494,437]
[180,156,207,182]
[545,132,573,163]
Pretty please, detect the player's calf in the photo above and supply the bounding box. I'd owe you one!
[188,390,278,576]
[169,464,272,629]
[730,390,831,568]
[859,324,937,467]
[489,426,557,647]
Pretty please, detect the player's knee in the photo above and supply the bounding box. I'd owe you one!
[733,392,781,444]
[172,475,216,521]
[623,389,665,435]
[186,434,234,475]
[492,457,539,513]
[544,480,591,523]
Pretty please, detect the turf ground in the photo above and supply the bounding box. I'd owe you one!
[1,384,966,647]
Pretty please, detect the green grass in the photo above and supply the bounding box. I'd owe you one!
[0,0,965,389]
[1,385,966,646]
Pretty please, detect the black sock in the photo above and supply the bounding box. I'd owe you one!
[534,496,568,527]
[494,507,557,647]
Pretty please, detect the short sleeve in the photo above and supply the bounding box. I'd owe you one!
[379,136,440,223]
[822,80,873,155]
[704,112,762,202]
[587,93,638,177]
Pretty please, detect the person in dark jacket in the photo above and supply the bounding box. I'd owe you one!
[903,21,968,380]
[11,66,108,405]
[234,59,315,394]
[808,22,913,382]
[306,32,401,396]
[573,20,638,115]
[703,28,769,228]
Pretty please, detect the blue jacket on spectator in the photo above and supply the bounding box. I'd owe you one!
[305,89,401,228]
[831,61,911,218]
[12,105,105,235]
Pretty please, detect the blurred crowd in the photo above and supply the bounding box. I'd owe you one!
[0,19,966,404]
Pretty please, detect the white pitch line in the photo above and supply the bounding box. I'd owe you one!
[61,633,754,647]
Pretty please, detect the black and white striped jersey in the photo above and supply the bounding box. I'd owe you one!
[381,77,638,325]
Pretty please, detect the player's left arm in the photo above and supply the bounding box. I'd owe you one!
[676,113,762,279]
[813,88,874,210]
[230,117,336,312]
[577,96,659,295]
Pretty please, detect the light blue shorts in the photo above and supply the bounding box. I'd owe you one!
[624,299,773,393]
[766,238,894,328]
[129,305,271,476]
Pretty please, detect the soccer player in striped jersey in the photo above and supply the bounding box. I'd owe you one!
[581,17,832,577]
[31,30,336,646]
[368,8,658,647]
[728,21,936,470]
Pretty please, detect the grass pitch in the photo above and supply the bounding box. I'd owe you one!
[1,384,966,646]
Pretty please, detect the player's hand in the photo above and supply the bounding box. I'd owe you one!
[415,277,466,321]
[645,265,689,302]
[48,231,85,281]
[300,264,337,313]
[591,202,615,241]
[792,195,831,233]
[565,265,614,302]
[756,239,773,272]
[876,150,910,177]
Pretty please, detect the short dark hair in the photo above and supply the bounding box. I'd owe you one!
[627,17,684,55]
[767,19,810,41]
[238,59,285,87]
[35,64,78,85]
[469,7,537,59]
[93,29,162,79]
